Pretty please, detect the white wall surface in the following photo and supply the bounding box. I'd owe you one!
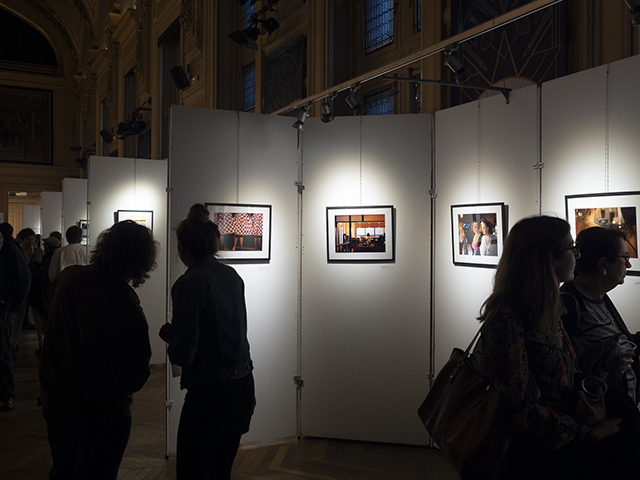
[168,106,299,450]
[87,156,168,365]
[541,54,640,335]
[40,192,62,239]
[61,178,88,248]
[23,205,41,235]
[433,86,540,374]
[300,114,432,445]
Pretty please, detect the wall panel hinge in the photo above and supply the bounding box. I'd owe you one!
[294,375,304,388]
[166,186,174,193]
[164,400,173,408]
[295,181,305,194]
[533,162,544,170]
[429,189,437,199]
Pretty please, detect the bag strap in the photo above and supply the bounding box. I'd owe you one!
[450,325,484,380]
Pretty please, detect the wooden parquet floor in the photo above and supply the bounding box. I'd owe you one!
[1,330,459,480]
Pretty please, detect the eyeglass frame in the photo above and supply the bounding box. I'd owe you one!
[613,253,632,263]
[557,241,581,256]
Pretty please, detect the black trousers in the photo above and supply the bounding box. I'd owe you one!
[177,373,255,480]
[46,414,132,480]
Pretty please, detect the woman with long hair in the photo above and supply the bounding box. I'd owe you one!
[470,215,638,479]
[160,204,255,479]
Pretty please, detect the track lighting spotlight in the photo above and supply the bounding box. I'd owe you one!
[292,105,309,131]
[346,85,365,116]
[444,49,472,85]
[99,129,113,144]
[228,27,260,51]
[321,93,337,123]
[624,0,640,25]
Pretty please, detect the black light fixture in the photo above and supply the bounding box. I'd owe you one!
[170,65,191,90]
[228,27,260,51]
[116,98,151,138]
[99,129,113,144]
[321,93,337,123]
[624,0,640,25]
[346,84,365,116]
[229,0,284,50]
[444,47,472,85]
[292,104,309,131]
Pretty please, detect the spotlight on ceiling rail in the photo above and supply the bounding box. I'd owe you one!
[346,84,365,116]
[444,46,472,85]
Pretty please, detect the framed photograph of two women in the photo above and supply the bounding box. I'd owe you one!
[565,192,639,276]
[205,203,272,262]
[451,203,507,268]
[326,206,395,263]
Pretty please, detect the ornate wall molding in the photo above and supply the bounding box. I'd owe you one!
[134,0,145,78]
[24,0,78,64]
[180,0,194,31]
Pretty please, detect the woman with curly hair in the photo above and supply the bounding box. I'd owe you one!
[40,220,158,480]
[160,204,255,480]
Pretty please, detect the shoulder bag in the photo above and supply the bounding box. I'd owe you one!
[418,327,511,479]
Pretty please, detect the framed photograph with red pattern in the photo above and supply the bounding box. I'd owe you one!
[205,203,272,262]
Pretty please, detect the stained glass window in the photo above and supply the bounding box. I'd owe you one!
[242,2,256,30]
[363,0,394,54]
[364,87,394,115]
[242,63,255,112]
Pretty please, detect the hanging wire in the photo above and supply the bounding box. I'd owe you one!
[359,117,363,206]
[476,101,481,203]
[236,112,241,203]
[604,65,610,193]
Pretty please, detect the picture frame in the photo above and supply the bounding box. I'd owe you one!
[205,203,272,262]
[565,191,639,276]
[326,206,395,263]
[116,210,154,231]
[451,203,506,268]
[77,220,88,246]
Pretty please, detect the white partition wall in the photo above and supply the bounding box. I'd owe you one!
[61,178,88,247]
[168,107,299,450]
[300,114,432,445]
[23,205,41,235]
[433,86,540,374]
[541,54,640,334]
[40,192,62,238]
[87,156,168,365]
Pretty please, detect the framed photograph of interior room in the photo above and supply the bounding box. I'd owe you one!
[205,203,272,262]
[326,206,395,263]
[565,192,639,276]
[116,210,154,231]
[451,203,506,268]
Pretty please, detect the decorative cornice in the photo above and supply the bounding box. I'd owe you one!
[180,0,194,31]
[105,26,116,108]
[24,0,78,64]
[72,0,94,41]
[134,0,144,78]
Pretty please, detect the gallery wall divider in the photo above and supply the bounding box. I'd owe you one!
[160,53,640,453]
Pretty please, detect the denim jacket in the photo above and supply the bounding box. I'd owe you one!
[169,256,253,390]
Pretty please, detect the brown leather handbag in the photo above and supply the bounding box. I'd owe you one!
[418,328,511,479]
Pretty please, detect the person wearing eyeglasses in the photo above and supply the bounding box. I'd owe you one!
[561,226,639,404]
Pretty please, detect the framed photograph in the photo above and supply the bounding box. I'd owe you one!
[326,206,395,263]
[565,192,639,276]
[205,203,272,262]
[77,220,88,246]
[116,210,154,231]
[451,203,506,268]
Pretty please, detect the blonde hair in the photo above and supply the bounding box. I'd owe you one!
[478,215,570,334]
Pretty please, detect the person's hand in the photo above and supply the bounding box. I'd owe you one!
[621,350,635,372]
[159,322,172,343]
[576,390,607,426]
[591,418,622,441]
